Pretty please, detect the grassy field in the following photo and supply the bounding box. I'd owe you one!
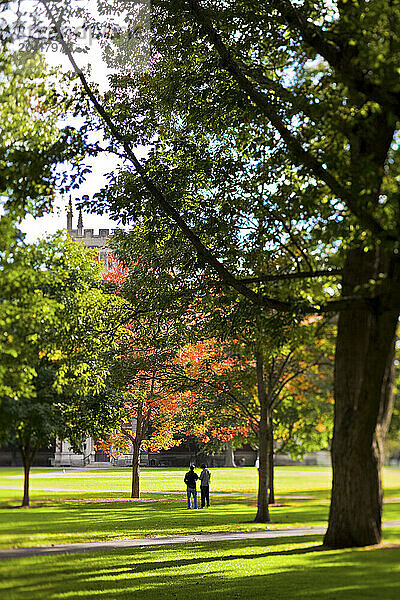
[0,466,399,548]
[1,466,399,600]
[1,537,400,599]
[0,465,336,495]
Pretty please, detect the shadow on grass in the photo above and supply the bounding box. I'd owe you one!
[1,536,399,600]
[0,497,332,552]
[0,500,329,540]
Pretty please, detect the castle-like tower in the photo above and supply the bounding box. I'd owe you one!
[66,200,116,273]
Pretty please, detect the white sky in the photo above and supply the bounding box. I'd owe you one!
[17,0,148,241]
[21,156,122,243]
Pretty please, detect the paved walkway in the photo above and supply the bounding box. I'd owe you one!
[0,527,326,560]
[1,522,399,560]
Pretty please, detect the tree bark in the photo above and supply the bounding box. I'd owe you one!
[130,410,143,499]
[11,442,17,467]
[17,433,35,508]
[376,336,396,464]
[224,440,236,467]
[22,457,31,507]
[131,442,140,498]
[254,351,271,523]
[268,421,275,505]
[324,248,399,548]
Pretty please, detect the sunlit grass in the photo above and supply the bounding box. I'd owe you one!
[1,536,399,600]
[1,465,398,496]
[0,467,399,549]
[0,465,334,495]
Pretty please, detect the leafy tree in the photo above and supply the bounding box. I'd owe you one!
[97,258,196,497]
[16,0,400,547]
[0,217,52,404]
[111,230,333,518]
[97,331,197,498]
[0,44,90,220]
[100,257,253,497]
[108,223,334,519]
[170,340,253,466]
[174,324,333,513]
[0,42,97,400]
[0,233,125,506]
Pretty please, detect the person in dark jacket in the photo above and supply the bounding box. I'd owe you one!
[184,465,199,509]
[199,463,211,508]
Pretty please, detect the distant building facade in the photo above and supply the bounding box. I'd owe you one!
[67,203,114,271]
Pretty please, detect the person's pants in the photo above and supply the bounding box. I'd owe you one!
[187,487,197,508]
[201,485,210,508]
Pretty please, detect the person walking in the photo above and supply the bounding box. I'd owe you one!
[184,465,199,509]
[199,463,211,508]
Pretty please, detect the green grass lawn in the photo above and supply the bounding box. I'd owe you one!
[1,467,399,600]
[1,536,400,600]
[0,466,399,549]
[0,465,334,494]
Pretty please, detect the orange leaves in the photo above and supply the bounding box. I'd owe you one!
[96,433,132,458]
[174,339,239,380]
[208,425,250,441]
[315,422,327,433]
[101,255,132,286]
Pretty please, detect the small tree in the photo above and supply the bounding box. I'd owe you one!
[97,335,200,498]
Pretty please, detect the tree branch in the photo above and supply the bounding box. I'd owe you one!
[121,426,135,443]
[268,0,344,66]
[269,0,400,113]
[41,0,295,313]
[187,1,347,193]
[187,0,399,243]
[317,295,377,314]
[237,63,317,122]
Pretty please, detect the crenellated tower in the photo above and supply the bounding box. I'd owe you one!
[65,201,119,273]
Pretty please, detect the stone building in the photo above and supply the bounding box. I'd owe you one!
[67,202,113,270]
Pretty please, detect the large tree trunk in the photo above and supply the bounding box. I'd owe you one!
[224,440,236,467]
[324,248,399,548]
[254,351,271,523]
[131,442,140,498]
